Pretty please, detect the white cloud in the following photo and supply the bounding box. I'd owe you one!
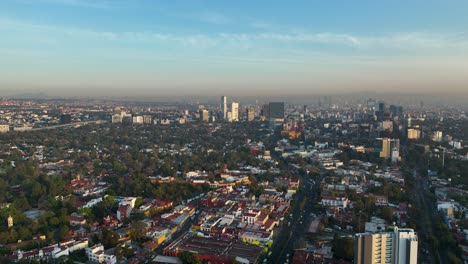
[1,17,468,54]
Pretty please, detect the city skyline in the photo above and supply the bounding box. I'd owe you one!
[1,0,468,96]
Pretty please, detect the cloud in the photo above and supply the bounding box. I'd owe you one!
[1,17,468,54]
[196,12,231,25]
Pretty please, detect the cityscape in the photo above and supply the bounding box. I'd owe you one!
[0,96,466,264]
[1,1,468,264]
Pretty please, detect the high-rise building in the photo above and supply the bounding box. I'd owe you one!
[231,102,239,122]
[382,120,393,131]
[0,124,10,133]
[268,102,285,120]
[143,115,153,124]
[111,114,122,124]
[354,227,418,264]
[380,138,400,159]
[133,116,144,124]
[221,96,227,120]
[378,102,386,112]
[261,104,270,119]
[247,107,255,121]
[200,110,209,122]
[432,131,443,142]
[391,147,399,163]
[7,215,13,228]
[407,129,420,140]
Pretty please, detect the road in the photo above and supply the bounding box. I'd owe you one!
[412,169,447,264]
[267,172,321,264]
[27,120,108,131]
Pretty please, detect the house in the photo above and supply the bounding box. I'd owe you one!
[320,196,349,210]
[242,210,261,224]
[117,205,132,221]
[69,213,86,226]
[86,244,117,264]
[239,230,274,245]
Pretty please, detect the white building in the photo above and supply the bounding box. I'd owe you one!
[320,196,349,210]
[231,102,239,122]
[391,147,399,163]
[432,131,443,142]
[111,114,122,124]
[86,244,117,264]
[7,215,13,228]
[133,115,144,124]
[355,227,418,264]
[221,96,227,120]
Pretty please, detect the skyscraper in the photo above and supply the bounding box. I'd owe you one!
[268,102,285,120]
[200,109,209,122]
[231,102,239,122]
[354,227,418,264]
[246,107,255,121]
[379,138,400,159]
[261,104,270,119]
[221,96,227,120]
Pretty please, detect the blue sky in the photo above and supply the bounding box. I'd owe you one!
[1,0,468,96]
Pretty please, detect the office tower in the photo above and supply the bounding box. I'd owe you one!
[380,138,400,159]
[380,138,390,158]
[111,114,122,124]
[382,120,393,131]
[247,107,255,121]
[7,215,13,228]
[261,104,270,119]
[407,129,420,140]
[378,102,386,112]
[432,131,443,142]
[221,96,227,120]
[143,115,153,124]
[133,116,144,124]
[268,102,285,120]
[391,147,399,163]
[231,102,239,122]
[354,227,418,264]
[226,111,233,122]
[199,109,209,122]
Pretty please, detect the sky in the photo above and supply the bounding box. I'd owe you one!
[1,0,468,97]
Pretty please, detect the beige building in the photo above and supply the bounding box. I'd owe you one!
[199,110,209,122]
[380,138,400,159]
[231,102,239,122]
[0,124,10,133]
[407,129,420,140]
[247,107,255,121]
[355,227,418,264]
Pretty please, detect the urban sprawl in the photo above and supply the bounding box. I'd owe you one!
[0,97,466,264]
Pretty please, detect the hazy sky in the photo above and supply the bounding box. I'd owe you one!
[1,0,468,97]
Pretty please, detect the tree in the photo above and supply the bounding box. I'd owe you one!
[129,221,147,243]
[179,251,202,264]
[99,228,119,249]
[381,207,394,222]
[332,236,354,260]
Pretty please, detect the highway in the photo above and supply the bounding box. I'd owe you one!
[27,120,108,131]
